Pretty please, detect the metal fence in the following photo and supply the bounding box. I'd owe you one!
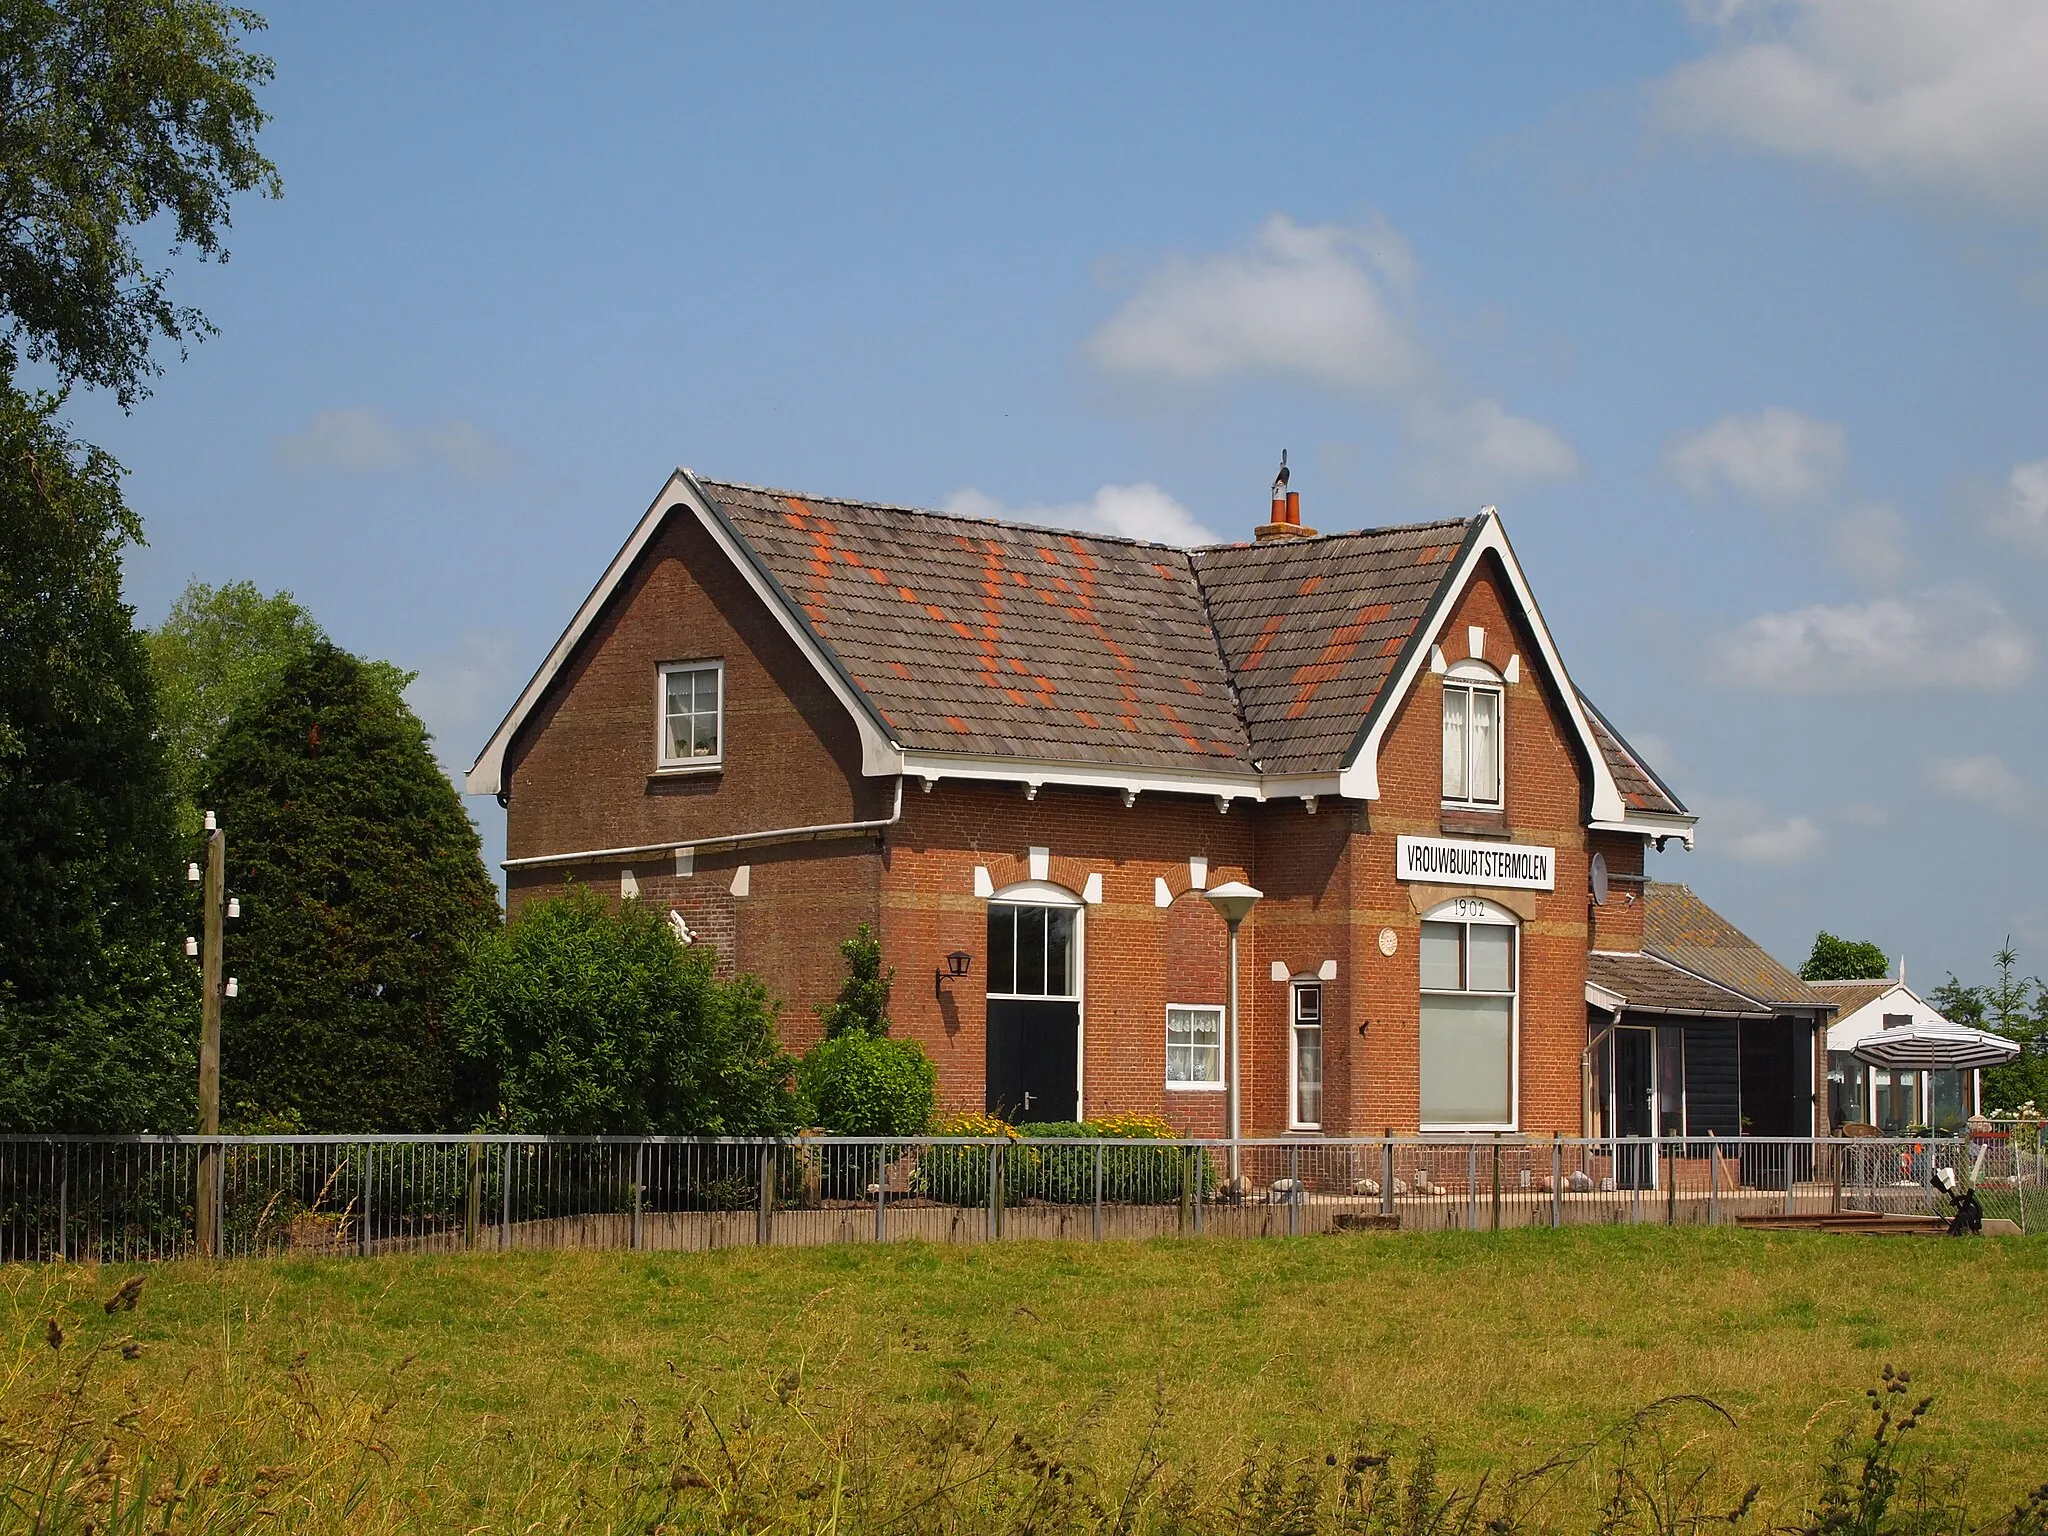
[3,1129,2034,1263]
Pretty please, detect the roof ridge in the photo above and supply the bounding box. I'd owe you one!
[699,475,1474,556]
[697,476,1194,557]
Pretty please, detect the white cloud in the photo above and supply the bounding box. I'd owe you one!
[1830,504,1910,587]
[1929,754,2045,824]
[1693,795,1825,864]
[1085,214,1426,395]
[1667,408,1846,503]
[1088,214,1577,506]
[1708,584,2033,691]
[944,482,1219,547]
[1986,457,2048,551]
[273,407,511,480]
[1406,398,1580,503]
[1657,0,2048,222]
[406,630,524,777]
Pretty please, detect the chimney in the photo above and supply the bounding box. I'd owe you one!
[1256,461,1318,541]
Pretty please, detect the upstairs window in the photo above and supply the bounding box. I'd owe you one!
[659,661,723,769]
[1442,665,1503,807]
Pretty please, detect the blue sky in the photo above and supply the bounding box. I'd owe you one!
[79,2,2048,990]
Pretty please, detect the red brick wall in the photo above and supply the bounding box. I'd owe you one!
[501,505,887,1018]
[1337,555,1597,1136]
[501,507,893,870]
[880,781,1251,1133]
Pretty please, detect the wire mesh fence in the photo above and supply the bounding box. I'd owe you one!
[0,1129,2029,1263]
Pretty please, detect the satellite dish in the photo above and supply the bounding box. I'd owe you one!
[1589,851,1609,907]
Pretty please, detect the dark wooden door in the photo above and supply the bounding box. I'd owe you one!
[986,1000,1079,1122]
[1613,1027,1655,1189]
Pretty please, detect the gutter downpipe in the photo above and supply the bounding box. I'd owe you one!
[500,775,906,871]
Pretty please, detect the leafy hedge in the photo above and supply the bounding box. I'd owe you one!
[914,1114,1214,1207]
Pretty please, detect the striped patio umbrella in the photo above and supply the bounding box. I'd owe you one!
[1851,1024,2021,1072]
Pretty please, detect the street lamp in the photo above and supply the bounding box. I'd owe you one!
[1203,880,1261,1188]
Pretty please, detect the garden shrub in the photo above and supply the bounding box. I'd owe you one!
[917,1113,1211,1207]
[796,1031,936,1138]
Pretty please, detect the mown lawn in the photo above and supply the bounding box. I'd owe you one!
[5,1227,2045,1531]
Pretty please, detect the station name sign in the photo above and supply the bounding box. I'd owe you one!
[1396,835,1555,892]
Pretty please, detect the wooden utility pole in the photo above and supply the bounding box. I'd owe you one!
[196,823,225,1257]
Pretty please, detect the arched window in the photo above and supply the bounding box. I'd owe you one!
[1419,895,1518,1129]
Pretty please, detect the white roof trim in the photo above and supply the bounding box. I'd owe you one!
[467,470,904,797]
[1336,511,1628,824]
[900,750,1338,803]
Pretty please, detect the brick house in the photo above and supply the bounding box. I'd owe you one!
[470,469,1829,1150]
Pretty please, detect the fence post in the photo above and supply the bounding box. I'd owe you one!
[466,1138,481,1251]
[1551,1134,1562,1229]
[1490,1134,1501,1232]
[500,1140,512,1251]
[1092,1142,1103,1242]
[990,1143,1004,1240]
[57,1150,68,1264]
[360,1143,373,1259]
[1631,1142,1641,1226]
[1179,1147,1193,1236]
[631,1140,645,1251]
[1467,1144,1479,1231]
[1381,1131,1394,1218]
[757,1142,774,1246]
[1666,1138,1677,1225]
[1785,1141,1797,1215]
[1194,1146,1206,1233]
[1708,1132,1719,1225]
[1289,1143,1301,1237]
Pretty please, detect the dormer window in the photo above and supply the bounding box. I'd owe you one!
[1442,661,1503,807]
[658,660,724,770]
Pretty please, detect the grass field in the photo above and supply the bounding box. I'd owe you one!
[5,1228,2046,1531]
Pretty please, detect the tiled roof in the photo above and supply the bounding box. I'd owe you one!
[1643,883,1835,1012]
[1588,952,1772,1016]
[689,478,1678,801]
[1807,979,1897,1019]
[1578,695,1686,818]
[1190,521,1473,774]
[703,481,1253,771]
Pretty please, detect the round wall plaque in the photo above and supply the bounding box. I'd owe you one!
[1378,927,1398,957]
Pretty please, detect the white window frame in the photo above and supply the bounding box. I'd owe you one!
[1289,981,1324,1130]
[1441,660,1505,809]
[1165,1003,1226,1092]
[985,883,1087,1118]
[1418,895,1520,1133]
[657,660,725,772]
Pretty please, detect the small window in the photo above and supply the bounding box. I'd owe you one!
[1882,1012,1913,1031]
[1166,1005,1225,1089]
[658,662,723,769]
[1291,983,1324,1128]
[1442,679,1503,807]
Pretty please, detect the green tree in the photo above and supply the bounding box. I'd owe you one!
[201,641,497,1130]
[817,921,892,1038]
[0,389,193,1129]
[146,578,409,835]
[1801,931,1891,981]
[451,885,798,1135]
[1929,942,2048,1115]
[0,0,280,405]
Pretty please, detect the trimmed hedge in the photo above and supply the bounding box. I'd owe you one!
[913,1114,1214,1207]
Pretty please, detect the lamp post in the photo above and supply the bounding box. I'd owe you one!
[1203,880,1262,1188]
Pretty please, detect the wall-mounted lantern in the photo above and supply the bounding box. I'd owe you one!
[935,949,972,999]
